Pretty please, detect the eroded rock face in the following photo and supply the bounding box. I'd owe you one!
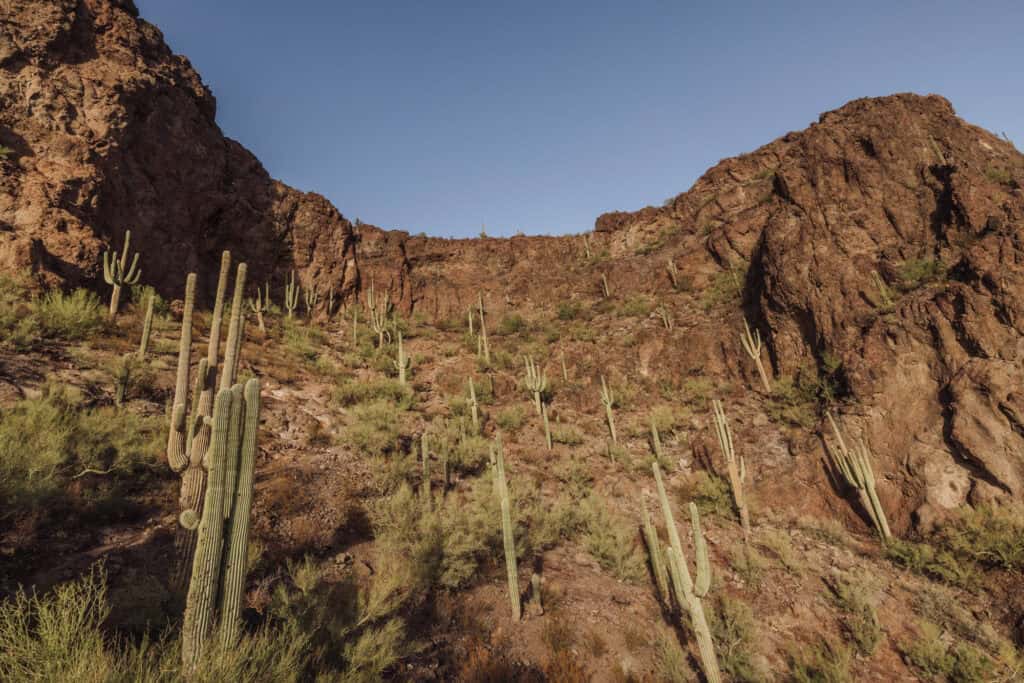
[0,0,357,301]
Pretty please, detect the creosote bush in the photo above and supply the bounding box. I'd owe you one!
[580,496,644,582]
[343,400,405,457]
[333,377,413,408]
[709,595,766,683]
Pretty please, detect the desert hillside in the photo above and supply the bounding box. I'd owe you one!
[1,1,1023,681]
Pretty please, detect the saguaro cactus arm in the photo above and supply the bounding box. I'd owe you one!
[167,273,197,473]
[600,375,617,444]
[712,399,751,540]
[739,319,772,392]
[825,412,892,541]
[102,230,142,316]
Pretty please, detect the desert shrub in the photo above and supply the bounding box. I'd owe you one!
[333,377,413,409]
[580,496,644,582]
[109,353,158,404]
[758,528,803,574]
[343,400,404,457]
[496,313,528,336]
[788,638,852,683]
[709,595,766,682]
[280,317,325,363]
[685,471,737,521]
[935,504,1024,572]
[885,539,974,587]
[35,289,106,341]
[681,376,715,406]
[702,265,746,310]
[496,405,526,431]
[427,418,490,475]
[826,576,882,656]
[728,545,769,589]
[129,284,170,316]
[653,627,692,682]
[556,301,583,321]
[897,258,946,291]
[616,295,655,318]
[550,423,584,445]
[902,621,992,683]
[0,386,163,517]
[568,323,596,342]
[0,277,41,350]
[766,373,819,428]
[985,167,1013,185]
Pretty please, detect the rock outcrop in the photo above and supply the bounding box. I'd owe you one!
[0,0,358,301]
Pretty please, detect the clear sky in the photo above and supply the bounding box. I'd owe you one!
[136,1,1023,238]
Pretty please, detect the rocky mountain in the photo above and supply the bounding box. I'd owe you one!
[2,0,1024,679]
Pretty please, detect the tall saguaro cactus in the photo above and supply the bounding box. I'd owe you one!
[492,437,520,620]
[477,292,491,363]
[600,375,617,444]
[825,412,892,542]
[181,378,262,669]
[166,252,248,581]
[284,271,299,318]
[468,377,480,434]
[248,282,269,333]
[652,463,722,683]
[711,400,750,541]
[393,331,411,384]
[102,230,142,317]
[137,292,154,359]
[739,319,771,392]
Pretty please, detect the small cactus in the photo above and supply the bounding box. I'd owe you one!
[542,402,552,451]
[247,282,270,333]
[711,400,750,541]
[582,233,592,260]
[284,271,300,319]
[640,499,670,608]
[825,412,892,542]
[477,293,490,363]
[601,273,611,298]
[102,230,141,317]
[304,286,319,319]
[650,416,665,466]
[138,292,154,359]
[523,356,547,415]
[559,350,568,382]
[393,331,411,384]
[468,377,480,434]
[739,319,771,392]
[326,285,336,318]
[367,282,392,347]
[657,305,673,330]
[666,259,680,290]
[600,375,617,444]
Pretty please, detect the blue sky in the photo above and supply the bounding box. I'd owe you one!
[136,1,1023,238]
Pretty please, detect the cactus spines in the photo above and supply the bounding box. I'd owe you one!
[711,399,750,541]
[248,282,269,334]
[304,285,319,319]
[468,377,480,434]
[653,462,722,683]
[600,375,617,444]
[600,273,611,298]
[167,273,197,473]
[825,412,892,542]
[393,331,411,384]
[739,319,771,392]
[477,293,490,363]
[666,258,680,290]
[640,501,670,607]
[492,436,521,620]
[182,388,232,670]
[138,292,154,359]
[219,378,260,647]
[102,230,142,317]
[523,356,547,415]
[284,270,300,318]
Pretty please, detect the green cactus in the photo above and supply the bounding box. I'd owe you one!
[326,285,335,318]
[559,350,568,382]
[167,273,197,473]
[393,331,411,384]
[600,273,611,298]
[582,233,592,260]
[181,378,262,667]
[712,399,750,541]
[640,499,670,608]
[477,292,490,363]
[284,271,300,319]
[657,305,673,330]
[666,259,680,290]
[138,291,154,359]
[492,436,520,620]
[247,282,270,333]
[650,416,664,466]
[523,356,547,415]
[825,412,892,542]
[467,306,475,336]
[600,375,617,444]
[653,462,722,683]
[304,285,319,319]
[542,402,552,451]
[468,377,480,434]
[102,230,142,317]
[367,282,392,347]
[739,319,771,392]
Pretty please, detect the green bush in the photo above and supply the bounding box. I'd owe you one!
[343,400,404,458]
[556,301,583,321]
[129,284,170,316]
[0,386,163,517]
[936,505,1024,572]
[702,265,746,310]
[550,423,584,446]
[616,296,655,318]
[496,313,527,336]
[788,638,852,683]
[826,576,881,656]
[885,539,974,587]
[333,377,413,409]
[686,471,737,521]
[580,496,644,582]
[35,289,105,341]
[897,258,946,291]
[496,405,526,431]
[902,621,993,683]
[709,595,766,682]
[0,277,41,350]
[280,317,325,363]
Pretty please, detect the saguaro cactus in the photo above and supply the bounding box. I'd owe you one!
[138,292,154,359]
[640,499,670,608]
[666,259,680,290]
[181,378,262,668]
[541,402,552,451]
[477,292,490,363]
[284,271,300,318]
[601,273,611,298]
[523,356,547,415]
[304,286,319,319]
[582,233,592,260]
[600,375,617,444]
[825,412,892,542]
[492,437,520,620]
[248,282,270,333]
[393,331,411,384]
[711,400,750,541]
[468,377,480,434]
[421,434,431,507]
[739,319,771,392]
[653,463,722,683]
[657,305,673,330]
[367,282,392,347]
[102,230,142,317]
[650,416,665,465]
